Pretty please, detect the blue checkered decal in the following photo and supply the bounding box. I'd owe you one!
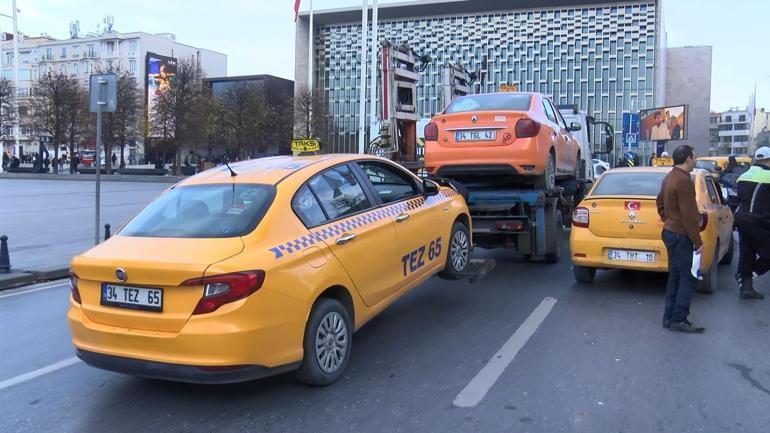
[269,189,459,258]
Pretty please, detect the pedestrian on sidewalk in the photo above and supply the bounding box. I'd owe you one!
[656,145,705,333]
[734,146,770,299]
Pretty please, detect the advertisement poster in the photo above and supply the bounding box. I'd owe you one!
[146,52,177,135]
[639,105,688,141]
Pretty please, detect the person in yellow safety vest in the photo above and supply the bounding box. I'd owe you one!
[734,146,770,299]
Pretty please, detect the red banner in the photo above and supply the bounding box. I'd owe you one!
[294,0,301,22]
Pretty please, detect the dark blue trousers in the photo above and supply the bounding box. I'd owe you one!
[662,230,696,323]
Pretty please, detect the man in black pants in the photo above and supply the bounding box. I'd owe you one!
[734,146,770,299]
[656,145,705,333]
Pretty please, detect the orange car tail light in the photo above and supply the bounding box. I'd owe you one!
[572,207,590,228]
[515,118,541,138]
[183,271,266,315]
[424,122,439,141]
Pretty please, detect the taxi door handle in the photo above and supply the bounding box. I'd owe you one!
[335,233,357,245]
[395,213,410,223]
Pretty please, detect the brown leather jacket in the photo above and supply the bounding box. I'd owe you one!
[656,167,703,248]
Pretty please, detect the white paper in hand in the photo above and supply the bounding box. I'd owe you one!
[691,251,702,280]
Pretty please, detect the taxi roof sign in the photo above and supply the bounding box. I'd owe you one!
[291,139,320,153]
[651,157,674,167]
[499,84,519,93]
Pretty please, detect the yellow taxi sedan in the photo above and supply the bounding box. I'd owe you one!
[570,167,734,292]
[68,155,471,385]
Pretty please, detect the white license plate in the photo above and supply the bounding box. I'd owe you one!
[455,130,497,142]
[101,283,163,312]
[607,249,656,263]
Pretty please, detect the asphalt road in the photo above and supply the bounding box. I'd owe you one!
[0,179,169,270]
[2,240,769,433]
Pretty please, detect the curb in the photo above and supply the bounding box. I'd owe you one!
[0,266,70,291]
[0,173,184,183]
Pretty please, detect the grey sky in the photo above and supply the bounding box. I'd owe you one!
[8,0,769,111]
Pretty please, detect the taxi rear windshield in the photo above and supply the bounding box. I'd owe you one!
[695,160,718,171]
[444,94,532,114]
[591,172,668,197]
[120,184,275,238]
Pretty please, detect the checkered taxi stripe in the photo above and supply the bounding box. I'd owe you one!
[269,189,459,259]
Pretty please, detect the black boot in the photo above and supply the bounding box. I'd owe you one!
[738,274,765,300]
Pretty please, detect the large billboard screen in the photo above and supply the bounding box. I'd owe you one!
[146,52,177,134]
[640,105,688,142]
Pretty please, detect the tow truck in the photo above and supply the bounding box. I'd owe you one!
[367,41,613,263]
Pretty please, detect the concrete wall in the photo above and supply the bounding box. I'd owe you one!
[665,46,712,157]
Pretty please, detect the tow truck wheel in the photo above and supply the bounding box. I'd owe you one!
[544,207,563,264]
[573,266,596,283]
[296,298,352,386]
[535,152,556,192]
[438,222,471,279]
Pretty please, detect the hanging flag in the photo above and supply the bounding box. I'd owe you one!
[294,0,302,22]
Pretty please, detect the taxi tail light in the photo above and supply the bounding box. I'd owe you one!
[572,207,590,228]
[69,272,82,304]
[700,213,708,232]
[515,118,541,138]
[424,122,439,141]
[183,271,266,315]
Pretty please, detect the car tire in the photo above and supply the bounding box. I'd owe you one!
[296,298,352,386]
[573,266,596,283]
[697,245,719,294]
[438,221,471,279]
[535,152,556,192]
[446,179,469,201]
[719,234,734,265]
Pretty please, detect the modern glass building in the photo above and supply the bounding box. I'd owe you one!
[295,0,665,161]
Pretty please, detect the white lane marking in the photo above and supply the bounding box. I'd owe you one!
[0,357,81,390]
[0,279,68,299]
[453,297,557,408]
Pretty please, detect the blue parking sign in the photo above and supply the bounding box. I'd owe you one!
[622,113,640,148]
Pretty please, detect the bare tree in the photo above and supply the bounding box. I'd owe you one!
[0,78,14,147]
[263,86,294,155]
[294,90,329,147]
[221,81,267,159]
[63,82,89,173]
[31,72,79,173]
[199,91,228,159]
[149,88,175,167]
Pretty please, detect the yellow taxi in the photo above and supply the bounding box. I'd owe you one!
[570,167,734,292]
[695,156,752,173]
[68,155,472,385]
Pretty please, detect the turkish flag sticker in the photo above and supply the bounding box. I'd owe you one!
[625,201,641,210]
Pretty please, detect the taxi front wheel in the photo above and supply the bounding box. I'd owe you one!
[296,298,352,386]
[438,222,471,279]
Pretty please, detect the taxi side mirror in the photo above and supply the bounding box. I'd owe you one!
[423,179,440,197]
[569,122,582,132]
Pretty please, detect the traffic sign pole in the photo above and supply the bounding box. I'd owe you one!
[89,74,117,245]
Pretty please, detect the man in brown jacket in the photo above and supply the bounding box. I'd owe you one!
[656,145,705,333]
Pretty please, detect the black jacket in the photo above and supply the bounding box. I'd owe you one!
[737,164,770,221]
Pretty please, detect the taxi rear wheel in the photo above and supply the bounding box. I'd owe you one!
[573,266,596,283]
[296,298,352,386]
[438,222,470,279]
[697,245,719,294]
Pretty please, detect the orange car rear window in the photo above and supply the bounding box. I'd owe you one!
[445,94,532,114]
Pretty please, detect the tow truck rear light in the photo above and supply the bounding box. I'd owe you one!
[69,272,81,304]
[572,207,590,228]
[496,220,524,231]
[515,118,541,138]
[700,213,708,232]
[183,271,265,315]
[424,122,439,141]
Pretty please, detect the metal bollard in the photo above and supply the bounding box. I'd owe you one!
[0,235,10,273]
[104,224,111,241]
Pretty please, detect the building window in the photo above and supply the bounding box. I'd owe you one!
[106,41,116,56]
[60,47,67,58]
[725,115,732,123]
[739,114,746,122]
[129,59,136,73]
[44,47,52,60]
[72,63,78,75]
[86,44,95,58]
[5,52,12,64]
[129,40,137,55]
[73,46,80,58]
[60,64,67,75]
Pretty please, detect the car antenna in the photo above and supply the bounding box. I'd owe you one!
[224,158,238,177]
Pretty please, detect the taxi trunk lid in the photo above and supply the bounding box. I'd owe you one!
[72,236,244,333]
[435,112,527,147]
[581,197,662,240]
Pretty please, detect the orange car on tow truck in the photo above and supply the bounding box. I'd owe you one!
[423,92,582,192]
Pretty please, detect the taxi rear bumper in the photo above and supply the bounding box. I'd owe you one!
[570,227,669,272]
